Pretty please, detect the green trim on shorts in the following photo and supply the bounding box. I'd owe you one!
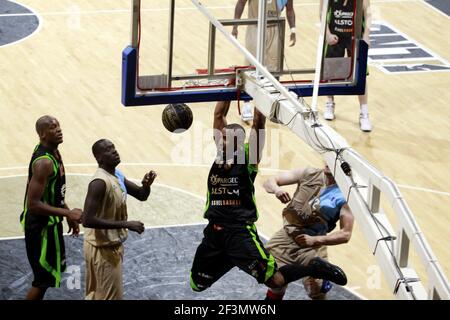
[246,225,276,282]
[38,224,62,287]
[189,272,200,291]
[54,223,62,285]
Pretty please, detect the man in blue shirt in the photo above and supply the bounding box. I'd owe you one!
[263,164,354,299]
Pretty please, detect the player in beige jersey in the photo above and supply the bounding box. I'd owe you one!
[82,139,156,300]
[263,164,354,299]
[232,0,296,121]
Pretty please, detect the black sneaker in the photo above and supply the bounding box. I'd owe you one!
[308,257,347,286]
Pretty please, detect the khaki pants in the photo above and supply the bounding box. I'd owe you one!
[267,228,328,299]
[84,241,124,300]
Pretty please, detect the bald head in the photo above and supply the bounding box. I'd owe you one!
[35,115,57,137]
[92,139,108,159]
[34,115,63,147]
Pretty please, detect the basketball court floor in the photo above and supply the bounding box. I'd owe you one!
[0,0,449,300]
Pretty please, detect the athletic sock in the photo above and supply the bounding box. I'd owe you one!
[360,104,369,115]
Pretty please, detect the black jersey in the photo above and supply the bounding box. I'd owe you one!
[204,143,259,224]
[327,0,356,40]
[20,144,66,230]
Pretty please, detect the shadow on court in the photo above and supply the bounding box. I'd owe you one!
[0,224,358,300]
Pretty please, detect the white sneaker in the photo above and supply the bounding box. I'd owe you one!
[323,102,335,120]
[359,113,372,132]
[241,101,253,122]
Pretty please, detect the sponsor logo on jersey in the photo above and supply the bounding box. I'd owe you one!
[211,187,240,196]
[331,10,353,34]
[333,10,353,19]
[210,174,239,186]
[211,200,241,206]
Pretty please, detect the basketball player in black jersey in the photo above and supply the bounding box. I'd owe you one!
[321,0,372,131]
[20,116,83,300]
[189,102,348,296]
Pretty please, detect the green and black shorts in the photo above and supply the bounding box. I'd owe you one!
[25,222,66,288]
[190,222,276,291]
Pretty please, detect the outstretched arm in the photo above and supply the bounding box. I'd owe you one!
[248,109,266,164]
[213,101,230,147]
[263,168,305,203]
[125,170,156,201]
[296,203,354,246]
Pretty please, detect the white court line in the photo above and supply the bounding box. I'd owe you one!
[0,172,207,236]
[1,163,449,197]
[1,172,365,299]
[0,172,207,201]
[0,1,43,48]
[0,215,366,299]
[0,0,421,18]
[0,235,26,240]
[0,222,207,241]
[397,184,450,197]
[0,173,207,240]
[421,0,450,19]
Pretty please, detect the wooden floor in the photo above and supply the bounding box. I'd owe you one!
[0,0,449,299]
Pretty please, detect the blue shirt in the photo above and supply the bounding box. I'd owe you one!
[319,184,346,233]
[115,169,127,201]
[303,184,346,236]
[277,0,288,12]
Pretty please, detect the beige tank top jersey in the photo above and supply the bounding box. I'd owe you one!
[245,0,281,71]
[247,0,279,19]
[282,167,326,237]
[84,168,128,247]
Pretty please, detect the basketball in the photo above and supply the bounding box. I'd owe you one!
[161,103,193,133]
